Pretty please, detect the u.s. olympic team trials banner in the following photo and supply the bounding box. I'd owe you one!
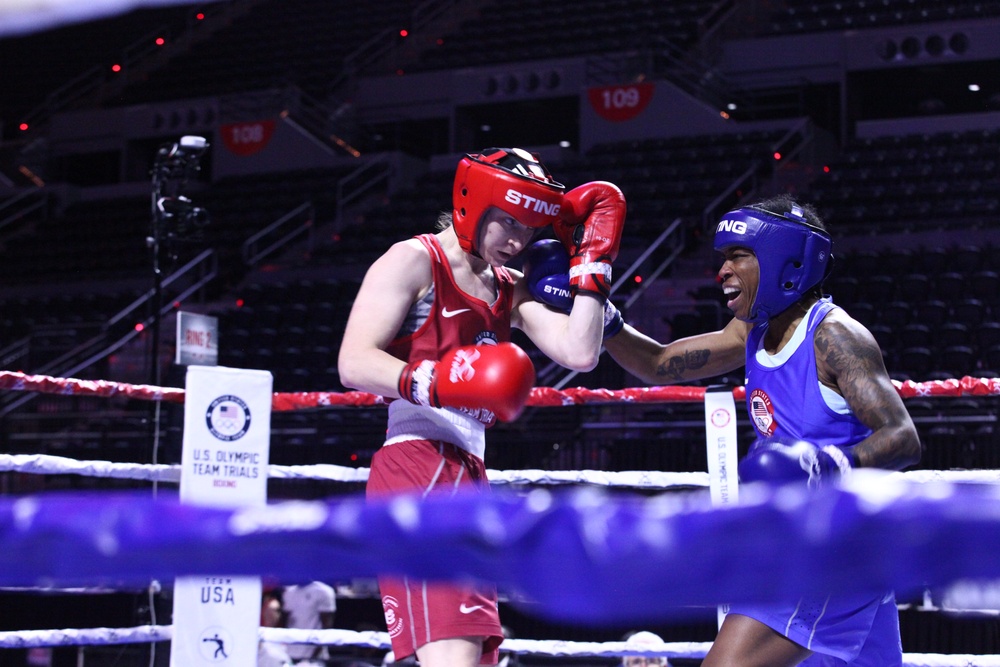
[704,385,739,628]
[170,366,272,667]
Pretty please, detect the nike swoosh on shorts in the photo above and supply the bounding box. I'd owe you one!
[459,604,484,614]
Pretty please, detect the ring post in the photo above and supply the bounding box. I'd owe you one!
[170,366,273,667]
[704,384,740,628]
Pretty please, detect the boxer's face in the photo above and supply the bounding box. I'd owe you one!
[477,206,537,267]
[718,245,759,321]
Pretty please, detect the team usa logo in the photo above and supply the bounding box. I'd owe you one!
[710,407,731,428]
[382,595,404,638]
[205,395,251,442]
[749,389,778,436]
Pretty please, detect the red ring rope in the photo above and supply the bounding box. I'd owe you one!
[0,370,997,411]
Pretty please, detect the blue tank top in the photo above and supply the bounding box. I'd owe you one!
[744,297,871,451]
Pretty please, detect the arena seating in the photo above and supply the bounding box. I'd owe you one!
[824,243,1000,381]
[0,195,150,285]
[216,275,354,396]
[809,129,1000,234]
[412,0,728,71]
[113,0,416,106]
[0,3,199,125]
[766,0,1000,34]
[314,128,792,273]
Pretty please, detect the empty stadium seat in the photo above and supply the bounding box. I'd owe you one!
[953,299,987,327]
[939,345,978,378]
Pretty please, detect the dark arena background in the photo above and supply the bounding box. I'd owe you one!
[1,1,1000,665]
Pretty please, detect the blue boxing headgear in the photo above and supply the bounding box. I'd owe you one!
[713,204,832,324]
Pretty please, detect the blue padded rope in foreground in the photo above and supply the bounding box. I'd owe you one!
[0,471,997,624]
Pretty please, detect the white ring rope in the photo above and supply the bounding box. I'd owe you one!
[2,453,999,488]
[487,468,709,487]
[1,626,996,666]
[0,454,181,482]
[0,624,171,647]
[0,454,710,487]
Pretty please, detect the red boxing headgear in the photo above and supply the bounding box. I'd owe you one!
[452,147,565,255]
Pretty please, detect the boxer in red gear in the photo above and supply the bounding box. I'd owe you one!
[338,148,626,667]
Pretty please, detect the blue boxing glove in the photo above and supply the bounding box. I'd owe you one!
[523,239,624,338]
[738,438,856,490]
[523,239,573,311]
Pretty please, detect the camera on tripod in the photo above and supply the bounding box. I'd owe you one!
[153,135,209,181]
[151,135,210,242]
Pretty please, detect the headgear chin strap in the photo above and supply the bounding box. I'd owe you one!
[453,148,565,256]
[713,204,833,324]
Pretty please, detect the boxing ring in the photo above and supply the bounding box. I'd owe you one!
[1,369,999,666]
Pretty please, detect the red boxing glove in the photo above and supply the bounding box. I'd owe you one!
[553,181,626,299]
[397,342,536,422]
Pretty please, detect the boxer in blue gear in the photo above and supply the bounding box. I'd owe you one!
[603,194,921,666]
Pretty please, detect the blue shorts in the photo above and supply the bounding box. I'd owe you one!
[729,591,901,666]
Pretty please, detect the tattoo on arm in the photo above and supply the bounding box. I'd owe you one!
[815,321,919,469]
[657,349,710,381]
[815,326,889,421]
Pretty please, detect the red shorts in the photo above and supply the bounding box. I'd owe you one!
[366,439,502,665]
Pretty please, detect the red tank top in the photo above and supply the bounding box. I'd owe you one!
[386,234,514,363]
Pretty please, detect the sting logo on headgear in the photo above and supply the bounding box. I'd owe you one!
[713,203,833,324]
[453,147,565,256]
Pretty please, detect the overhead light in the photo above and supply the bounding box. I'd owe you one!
[969,84,981,92]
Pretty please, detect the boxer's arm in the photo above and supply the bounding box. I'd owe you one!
[815,311,921,470]
[509,181,628,371]
[337,239,429,397]
[512,274,604,372]
[519,238,624,339]
[603,317,750,386]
